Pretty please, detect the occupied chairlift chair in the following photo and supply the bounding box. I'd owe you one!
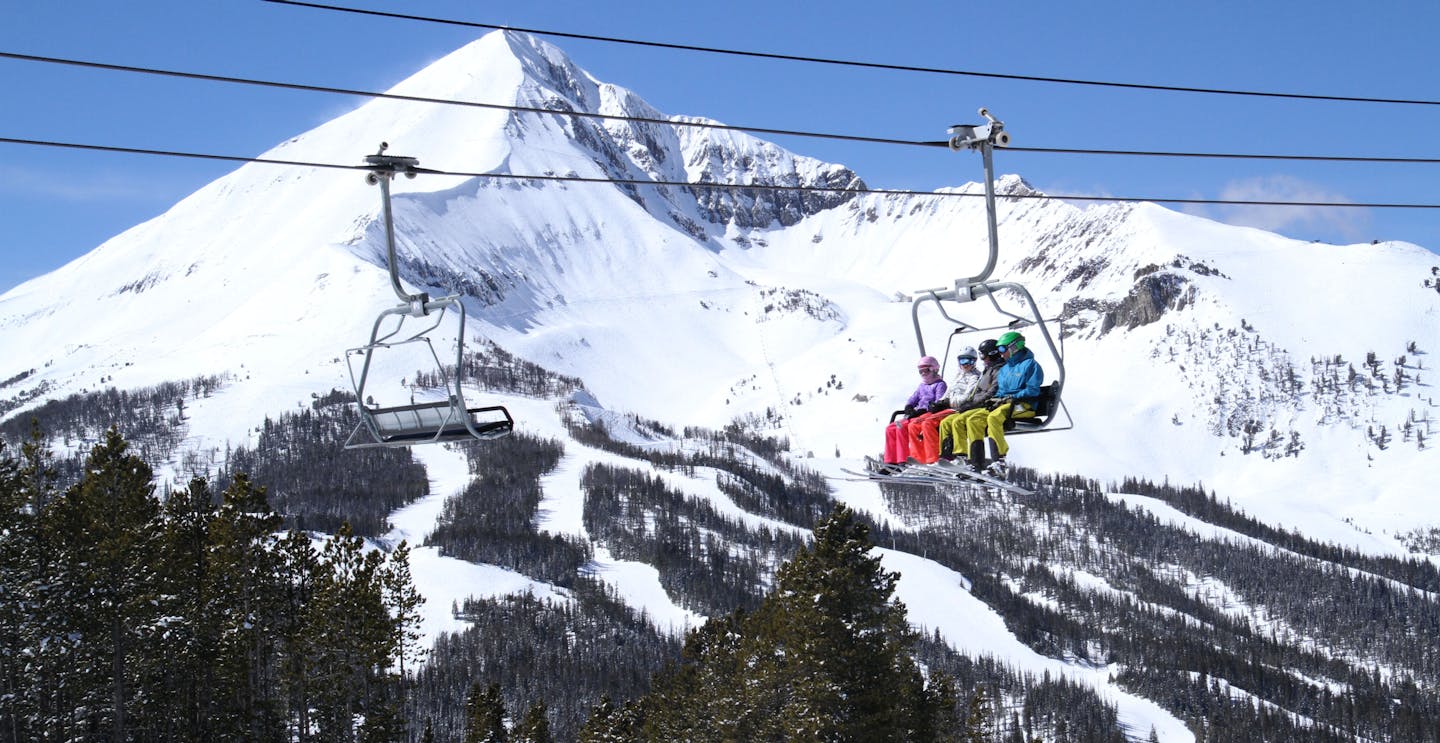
[907,110,1072,435]
[344,144,514,449]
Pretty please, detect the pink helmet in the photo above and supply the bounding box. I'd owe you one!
[917,356,939,370]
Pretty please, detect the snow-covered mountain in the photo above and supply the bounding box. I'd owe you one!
[4,30,1434,542]
[3,30,1439,740]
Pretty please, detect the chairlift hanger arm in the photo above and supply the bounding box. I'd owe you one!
[911,290,968,355]
[947,108,1010,286]
[906,110,1072,436]
[363,142,434,313]
[908,281,1007,355]
[366,300,450,348]
[974,282,1036,329]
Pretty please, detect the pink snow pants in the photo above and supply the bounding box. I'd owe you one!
[884,418,916,464]
[908,410,954,464]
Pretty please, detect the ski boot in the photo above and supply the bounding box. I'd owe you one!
[967,440,986,473]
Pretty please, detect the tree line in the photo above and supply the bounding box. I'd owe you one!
[425,432,591,587]
[407,413,1133,742]
[409,507,1010,741]
[0,375,229,486]
[868,469,1440,741]
[581,462,809,616]
[11,367,1438,740]
[215,390,430,537]
[0,429,424,743]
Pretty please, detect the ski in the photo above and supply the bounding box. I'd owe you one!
[836,460,1033,496]
[927,458,1032,495]
[837,467,950,486]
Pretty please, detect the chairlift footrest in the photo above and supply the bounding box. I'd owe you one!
[346,400,514,448]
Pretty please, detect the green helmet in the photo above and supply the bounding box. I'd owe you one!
[996,331,1025,352]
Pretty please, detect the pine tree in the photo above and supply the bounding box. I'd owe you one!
[275,528,322,738]
[383,540,427,678]
[0,439,35,742]
[207,473,286,741]
[750,503,936,740]
[583,696,647,743]
[637,504,961,741]
[0,428,59,742]
[308,523,398,742]
[382,540,426,741]
[962,687,994,742]
[578,695,629,743]
[464,682,508,743]
[153,476,223,741]
[512,702,554,743]
[38,428,162,741]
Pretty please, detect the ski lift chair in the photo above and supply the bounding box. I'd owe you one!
[345,297,514,449]
[910,299,1073,436]
[898,109,1073,435]
[888,320,1070,431]
[343,144,514,450]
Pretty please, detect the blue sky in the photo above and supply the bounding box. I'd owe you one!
[3,0,1438,293]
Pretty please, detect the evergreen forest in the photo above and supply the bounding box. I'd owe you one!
[3,370,1439,742]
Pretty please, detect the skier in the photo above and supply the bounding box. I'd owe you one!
[964,330,1043,475]
[882,356,947,465]
[935,339,1004,465]
[905,346,981,464]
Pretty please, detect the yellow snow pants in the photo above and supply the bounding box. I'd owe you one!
[937,407,987,457]
[964,401,1036,458]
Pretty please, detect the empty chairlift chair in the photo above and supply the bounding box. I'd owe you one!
[343,144,514,449]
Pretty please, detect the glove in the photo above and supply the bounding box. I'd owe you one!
[903,405,919,418]
[927,400,949,413]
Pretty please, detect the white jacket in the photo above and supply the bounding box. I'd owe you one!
[944,367,981,408]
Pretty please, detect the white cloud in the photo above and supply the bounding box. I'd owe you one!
[1196,175,1373,244]
[0,165,170,203]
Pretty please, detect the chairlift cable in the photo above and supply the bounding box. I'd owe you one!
[6,135,1440,210]
[263,0,1440,107]
[7,52,1440,163]
[0,51,939,150]
[1003,146,1440,165]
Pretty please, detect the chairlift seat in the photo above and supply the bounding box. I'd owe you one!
[350,399,513,448]
[1006,383,1058,432]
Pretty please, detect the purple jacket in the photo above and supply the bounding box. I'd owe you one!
[905,380,948,411]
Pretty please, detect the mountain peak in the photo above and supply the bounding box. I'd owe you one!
[382,30,587,106]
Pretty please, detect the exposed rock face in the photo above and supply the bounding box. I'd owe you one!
[677,126,866,230]
[1099,271,1194,333]
[686,166,864,229]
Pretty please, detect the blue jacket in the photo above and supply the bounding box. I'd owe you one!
[995,347,1043,400]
